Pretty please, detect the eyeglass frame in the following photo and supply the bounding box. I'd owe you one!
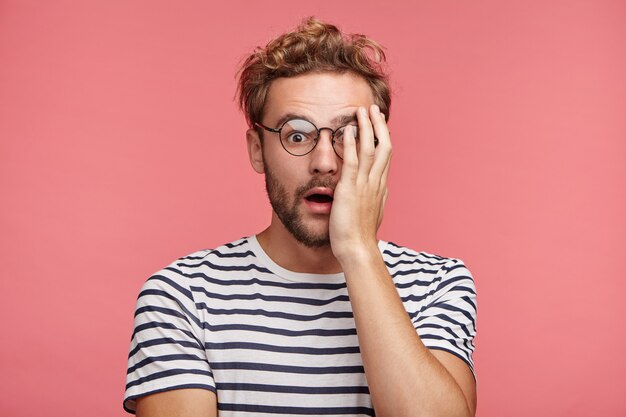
[254,118,378,159]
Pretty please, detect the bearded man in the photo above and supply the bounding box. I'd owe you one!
[124,17,477,417]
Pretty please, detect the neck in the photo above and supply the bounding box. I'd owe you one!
[256,215,343,274]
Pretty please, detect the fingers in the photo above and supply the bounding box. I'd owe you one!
[368,105,392,186]
[355,106,376,179]
[342,104,391,190]
[340,124,359,183]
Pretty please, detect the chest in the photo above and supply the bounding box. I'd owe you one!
[194,279,373,412]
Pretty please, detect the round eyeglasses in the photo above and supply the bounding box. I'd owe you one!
[254,118,378,159]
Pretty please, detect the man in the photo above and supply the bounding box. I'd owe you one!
[124,18,477,417]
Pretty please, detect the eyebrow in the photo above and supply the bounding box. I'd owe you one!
[273,112,358,129]
[274,113,308,128]
[332,113,358,126]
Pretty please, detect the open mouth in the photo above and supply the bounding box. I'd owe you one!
[303,187,335,205]
[305,194,334,203]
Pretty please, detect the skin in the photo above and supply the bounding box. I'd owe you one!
[136,71,476,417]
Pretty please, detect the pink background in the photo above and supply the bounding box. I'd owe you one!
[1,1,625,416]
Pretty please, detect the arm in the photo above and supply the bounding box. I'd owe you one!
[340,249,475,417]
[136,389,217,417]
[329,105,476,417]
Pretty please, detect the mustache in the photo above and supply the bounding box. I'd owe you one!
[294,177,337,200]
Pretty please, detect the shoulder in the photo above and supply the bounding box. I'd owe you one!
[157,237,255,275]
[379,240,476,301]
[380,240,472,277]
[174,236,252,265]
[139,237,255,297]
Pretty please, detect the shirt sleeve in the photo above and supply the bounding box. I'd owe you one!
[123,262,215,414]
[414,258,477,378]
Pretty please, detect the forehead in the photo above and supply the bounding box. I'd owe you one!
[263,72,375,125]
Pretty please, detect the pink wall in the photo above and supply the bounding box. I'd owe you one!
[1,1,624,416]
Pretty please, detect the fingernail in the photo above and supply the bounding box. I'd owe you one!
[359,107,367,116]
[372,104,380,114]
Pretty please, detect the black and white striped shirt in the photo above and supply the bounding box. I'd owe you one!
[124,236,477,416]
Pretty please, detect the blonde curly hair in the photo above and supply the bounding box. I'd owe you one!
[237,17,391,128]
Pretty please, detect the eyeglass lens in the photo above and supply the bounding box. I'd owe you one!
[280,119,360,158]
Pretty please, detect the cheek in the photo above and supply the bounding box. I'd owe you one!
[265,161,299,193]
[266,158,304,183]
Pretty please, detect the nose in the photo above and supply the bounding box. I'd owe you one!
[309,129,339,175]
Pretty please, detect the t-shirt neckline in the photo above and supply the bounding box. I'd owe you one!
[247,235,388,284]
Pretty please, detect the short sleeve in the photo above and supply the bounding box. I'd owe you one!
[414,259,477,377]
[123,263,215,414]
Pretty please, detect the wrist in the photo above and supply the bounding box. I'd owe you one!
[334,240,382,270]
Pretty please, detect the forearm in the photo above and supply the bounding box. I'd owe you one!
[339,244,472,417]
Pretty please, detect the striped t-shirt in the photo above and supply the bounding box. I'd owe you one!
[124,236,477,416]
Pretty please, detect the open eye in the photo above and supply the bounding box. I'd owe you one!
[286,131,309,144]
[282,119,317,146]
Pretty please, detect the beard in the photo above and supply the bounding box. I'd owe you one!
[264,164,336,248]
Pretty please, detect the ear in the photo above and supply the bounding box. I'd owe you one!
[246,128,265,174]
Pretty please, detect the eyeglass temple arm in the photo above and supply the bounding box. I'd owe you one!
[254,122,280,133]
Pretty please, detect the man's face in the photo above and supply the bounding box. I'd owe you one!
[251,72,376,247]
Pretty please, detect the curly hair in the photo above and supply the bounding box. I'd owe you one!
[237,17,391,128]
